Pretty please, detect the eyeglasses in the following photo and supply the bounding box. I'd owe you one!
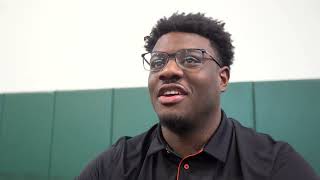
[142,48,222,72]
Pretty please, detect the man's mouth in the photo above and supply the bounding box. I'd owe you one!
[157,85,188,105]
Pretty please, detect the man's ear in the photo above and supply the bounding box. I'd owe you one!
[219,66,230,93]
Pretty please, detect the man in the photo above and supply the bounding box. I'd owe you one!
[76,12,318,179]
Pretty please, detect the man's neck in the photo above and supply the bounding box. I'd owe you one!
[161,109,222,158]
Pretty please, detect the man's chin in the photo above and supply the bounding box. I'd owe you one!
[158,114,194,135]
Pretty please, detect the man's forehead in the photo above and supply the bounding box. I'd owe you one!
[152,32,214,54]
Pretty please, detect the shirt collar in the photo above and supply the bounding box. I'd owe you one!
[203,110,233,163]
[146,110,233,162]
[146,124,166,157]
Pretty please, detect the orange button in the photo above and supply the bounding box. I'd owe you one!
[184,163,189,170]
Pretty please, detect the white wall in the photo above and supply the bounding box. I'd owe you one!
[1,0,319,93]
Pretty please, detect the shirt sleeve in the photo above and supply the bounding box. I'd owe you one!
[75,147,115,180]
[271,143,319,180]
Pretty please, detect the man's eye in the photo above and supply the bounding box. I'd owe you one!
[182,56,201,64]
[150,59,165,69]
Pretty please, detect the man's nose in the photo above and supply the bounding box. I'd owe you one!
[159,59,184,82]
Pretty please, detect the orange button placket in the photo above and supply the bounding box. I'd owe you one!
[176,148,204,180]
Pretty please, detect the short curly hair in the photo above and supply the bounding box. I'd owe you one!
[144,12,234,67]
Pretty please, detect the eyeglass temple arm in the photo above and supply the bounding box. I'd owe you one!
[142,53,151,65]
[207,54,222,67]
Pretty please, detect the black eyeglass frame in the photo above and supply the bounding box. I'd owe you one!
[141,48,222,72]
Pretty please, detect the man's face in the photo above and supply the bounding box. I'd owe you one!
[148,32,229,133]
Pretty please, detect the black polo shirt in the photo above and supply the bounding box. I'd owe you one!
[76,111,318,180]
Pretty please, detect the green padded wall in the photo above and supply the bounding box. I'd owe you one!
[254,80,320,174]
[49,90,112,180]
[221,82,254,128]
[112,87,157,143]
[0,93,54,180]
[0,94,3,133]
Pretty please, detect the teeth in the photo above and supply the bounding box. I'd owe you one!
[163,90,180,95]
